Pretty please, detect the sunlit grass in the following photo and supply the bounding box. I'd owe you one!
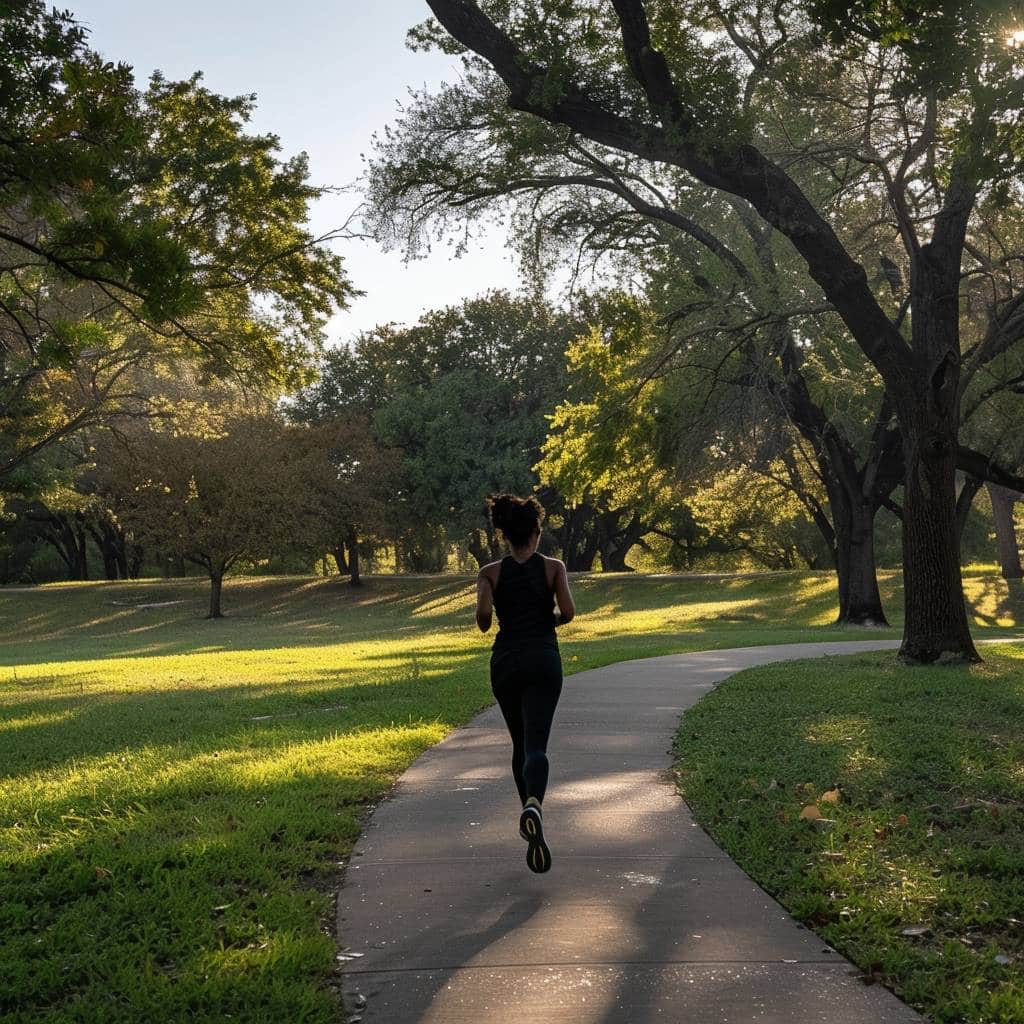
[675,644,1024,1024]
[1,570,1021,1021]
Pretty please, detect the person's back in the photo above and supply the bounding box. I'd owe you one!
[493,551,556,647]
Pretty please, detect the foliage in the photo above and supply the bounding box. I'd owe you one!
[105,406,340,614]
[294,292,578,567]
[687,462,831,569]
[0,2,354,487]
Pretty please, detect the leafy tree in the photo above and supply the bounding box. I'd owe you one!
[305,416,401,586]
[537,299,695,571]
[1,3,355,487]
[295,292,579,568]
[107,408,339,617]
[369,13,1024,624]
[371,0,1024,662]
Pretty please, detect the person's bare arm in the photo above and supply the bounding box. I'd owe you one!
[552,559,575,626]
[475,565,495,632]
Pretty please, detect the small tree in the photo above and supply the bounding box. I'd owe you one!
[112,409,336,617]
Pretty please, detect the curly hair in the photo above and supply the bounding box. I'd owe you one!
[486,493,545,548]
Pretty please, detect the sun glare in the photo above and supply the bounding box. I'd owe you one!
[1009,29,1024,48]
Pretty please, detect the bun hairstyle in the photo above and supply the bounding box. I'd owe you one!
[487,493,544,548]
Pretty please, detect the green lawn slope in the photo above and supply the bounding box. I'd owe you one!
[0,570,1021,1021]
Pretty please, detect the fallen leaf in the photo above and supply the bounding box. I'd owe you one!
[989,805,1001,820]
[894,814,908,827]
[93,866,112,880]
[800,804,822,820]
[874,827,888,840]
[820,788,841,804]
[900,925,930,937]
[821,851,846,862]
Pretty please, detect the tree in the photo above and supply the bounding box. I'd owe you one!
[297,416,401,586]
[537,298,703,572]
[370,12,1024,625]
[378,0,1024,662]
[108,408,338,617]
[294,292,579,568]
[1,3,355,486]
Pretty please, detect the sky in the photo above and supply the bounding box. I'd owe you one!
[71,0,524,344]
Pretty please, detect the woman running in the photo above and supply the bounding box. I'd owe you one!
[475,493,575,873]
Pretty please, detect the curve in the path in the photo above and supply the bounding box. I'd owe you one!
[337,639,927,1024]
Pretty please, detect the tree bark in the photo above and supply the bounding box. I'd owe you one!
[332,544,349,574]
[32,510,90,581]
[599,510,644,571]
[208,571,224,618]
[896,391,978,661]
[956,475,983,539]
[834,501,888,626]
[346,525,362,586]
[466,528,489,568]
[987,483,1023,579]
[563,503,600,571]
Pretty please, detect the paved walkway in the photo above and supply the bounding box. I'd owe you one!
[338,640,927,1023]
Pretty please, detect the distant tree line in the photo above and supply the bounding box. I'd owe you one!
[2,0,1023,640]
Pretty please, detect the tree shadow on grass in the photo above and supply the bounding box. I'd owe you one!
[0,761,438,1024]
[964,577,1024,629]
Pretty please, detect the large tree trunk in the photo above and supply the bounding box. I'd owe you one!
[774,326,892,627]
[834,501,888,626]
[892,227,980,665]
[987,483,1023,580]
[346,525,362,587]
[208,571,224,618]
[599,511,644,572]
[896,389,978,663]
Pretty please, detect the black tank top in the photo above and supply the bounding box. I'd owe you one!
[493,553,556,646]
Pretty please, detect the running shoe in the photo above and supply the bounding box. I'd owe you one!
[519,798,551,873]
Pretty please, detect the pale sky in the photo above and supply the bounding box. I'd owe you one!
[72,0,524,343]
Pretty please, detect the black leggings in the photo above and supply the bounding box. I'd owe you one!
[490,640,563,805]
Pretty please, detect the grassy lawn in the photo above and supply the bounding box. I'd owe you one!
[674,644,1024,1024]
[0,569,1021,1021]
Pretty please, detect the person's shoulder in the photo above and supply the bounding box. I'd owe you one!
[478,560,502,581]
[539,554,566,575]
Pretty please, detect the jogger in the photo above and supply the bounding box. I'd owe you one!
[475,493,575,873]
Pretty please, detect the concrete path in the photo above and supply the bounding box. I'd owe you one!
[338,640,927,1024]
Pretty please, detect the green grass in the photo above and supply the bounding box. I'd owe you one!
[674,646,1024,1024]
[0,569,1021,1022]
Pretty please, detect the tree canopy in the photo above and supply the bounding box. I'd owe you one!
[362,0,1024,661]
[1,1,355,492]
